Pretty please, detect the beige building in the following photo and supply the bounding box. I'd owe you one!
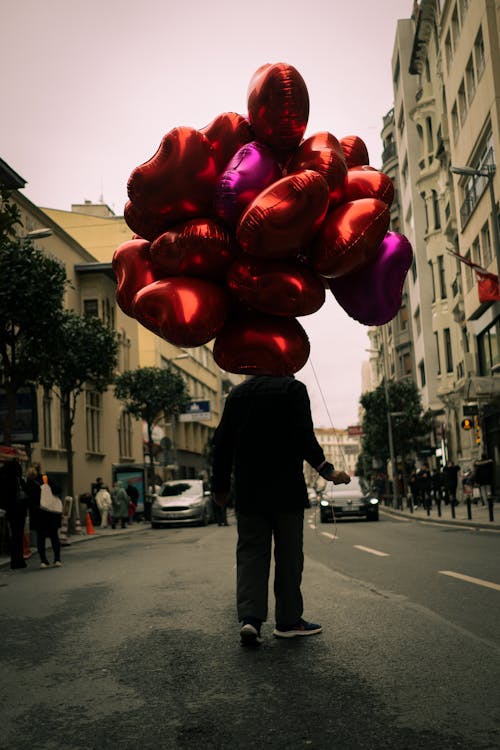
[1,160,144,499]
[303,427,360,489]
[368,1,499,490]
[43,201,242,484]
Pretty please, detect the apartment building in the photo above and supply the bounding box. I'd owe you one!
[0,159,144,497]
[44,201,242,482]
[303,427,360,488]
[371,0,499,488]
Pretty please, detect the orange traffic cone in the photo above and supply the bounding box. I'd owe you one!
[86,511,95,535]
[23,532,32,559]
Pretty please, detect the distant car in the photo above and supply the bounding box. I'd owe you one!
[320,477,379,522]
[151,480,214,528]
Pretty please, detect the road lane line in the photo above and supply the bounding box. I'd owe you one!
[321,532,337,540]
[353,544,389,557]
[439,570,500,591]
[309,524,316,530]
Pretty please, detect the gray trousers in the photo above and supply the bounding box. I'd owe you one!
[236,509,304,625]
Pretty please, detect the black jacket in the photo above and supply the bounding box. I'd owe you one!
[212,376,326,513]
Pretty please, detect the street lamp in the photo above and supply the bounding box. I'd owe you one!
[22,228,53,240]
[450,163,500,275]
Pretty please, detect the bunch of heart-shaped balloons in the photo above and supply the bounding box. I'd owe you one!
[113,62,413,375]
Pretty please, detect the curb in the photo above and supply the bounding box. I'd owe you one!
[0,523,152,570]
[380,505,500,531]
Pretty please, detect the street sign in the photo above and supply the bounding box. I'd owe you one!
[179,399,211,422]
[463,403,479,417]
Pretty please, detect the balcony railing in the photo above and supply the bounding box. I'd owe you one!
[382,142,397,164]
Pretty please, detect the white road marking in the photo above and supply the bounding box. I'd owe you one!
[320,532,337,540]
[354,544,389,557]
[439,570,500,591]
[309,524,316,530]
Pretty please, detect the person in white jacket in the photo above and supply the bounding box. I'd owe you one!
[95,486,112,528]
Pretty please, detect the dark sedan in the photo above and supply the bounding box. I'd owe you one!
[320,477,379,522]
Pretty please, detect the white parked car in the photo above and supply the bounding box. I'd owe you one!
[151,480,214,528]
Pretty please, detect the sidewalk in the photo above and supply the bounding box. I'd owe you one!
[381,498,500,530]
[0,519,151,570]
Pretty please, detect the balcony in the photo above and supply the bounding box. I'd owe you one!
[382,142,397,165]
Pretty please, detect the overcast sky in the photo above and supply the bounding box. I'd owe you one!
[1,0,413,428]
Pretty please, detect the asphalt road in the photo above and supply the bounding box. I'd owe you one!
[1,513,499,750]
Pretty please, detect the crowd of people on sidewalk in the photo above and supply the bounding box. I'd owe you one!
[0,446,143,571]
[373,454,495,511]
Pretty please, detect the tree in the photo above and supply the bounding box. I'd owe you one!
[42,311,119,500]
[0,190,67,444]
[357,379,433,482]
[114,367,191,488]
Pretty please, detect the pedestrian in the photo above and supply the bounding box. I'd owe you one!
[90,477,104,525]
[0,446,28,570]
[417,463,432,510]
[443,459,460,506]
[95,485,112,528]
[211,374,350,647]
[473,453,494,507]
[408,468,419,508]
[126,481,139,523]
[431,467,443,505]
[111,480,129,529]
[25,465,63,568]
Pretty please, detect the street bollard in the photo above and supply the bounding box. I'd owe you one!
[450,502,456,520]
[466,497,472,520]
[436,499,442,518]
[488,499,494,522]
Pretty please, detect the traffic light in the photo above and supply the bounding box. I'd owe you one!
[461,418,473,430]
[474,416,481,445]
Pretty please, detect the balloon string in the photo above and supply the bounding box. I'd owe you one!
[308,357,349,471]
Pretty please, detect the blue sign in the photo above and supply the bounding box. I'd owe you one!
[179,400,211,422]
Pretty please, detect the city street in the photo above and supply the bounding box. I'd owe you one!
[1,513,499,750]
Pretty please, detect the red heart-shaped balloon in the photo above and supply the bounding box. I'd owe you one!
[345,168,394,205]
[127,126,217,222]
[133,277,230,347]
[150,218,234,281]
[124,201,170,242]
[200,112,253,173]
[247,63,309,153]
[287,132,347,206]
[213,311,310,375]
[237,170,329,259]
[112,239,156,317]
[312,198,390,278]
[329,232,413,325]
[227,257,325,317]
[339,135,369,168]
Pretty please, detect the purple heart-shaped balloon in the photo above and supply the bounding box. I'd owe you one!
[328,232,413,326]
[215,141,282,225]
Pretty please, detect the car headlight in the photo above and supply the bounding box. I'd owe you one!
[320,500,329,507]
[369,498,379,505]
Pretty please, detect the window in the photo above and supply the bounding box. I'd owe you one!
[429,260,436,302]
[451,7,460,47]
[438,255,447,299]
[451,102,459,142]
[421,192,429,232]
[475,26,485,79]
[433,190,441,230]
[42,388,53,448]
[445,31,453,71]
[403,352,412,375]
[465,55,476,103]
[458,0,469,23]
[393,56,400,89]
[83,298,99,317]
[419,360,426,387]
[444,328,453,372]
[458,80,467,125]
[86,390,102,452]
[426,117,434,152]
[398,107,405,135]
[477,317,500,375]
[435,332,441,375]
[399,305,408,330]
[411,256,417,283]
[414,306,421,336]
[425,58,431,83]
[472,236,481,266]
[481,221,493,266]
[402,157,408,186]
[118,411,133,459]
[464,250,474,291]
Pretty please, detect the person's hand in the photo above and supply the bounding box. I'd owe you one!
[213,491,229,508]
[329,470,351,485]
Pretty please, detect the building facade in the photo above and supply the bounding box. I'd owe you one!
[370,0,500,490]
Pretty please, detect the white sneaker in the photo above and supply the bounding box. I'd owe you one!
[53,561,63,567]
